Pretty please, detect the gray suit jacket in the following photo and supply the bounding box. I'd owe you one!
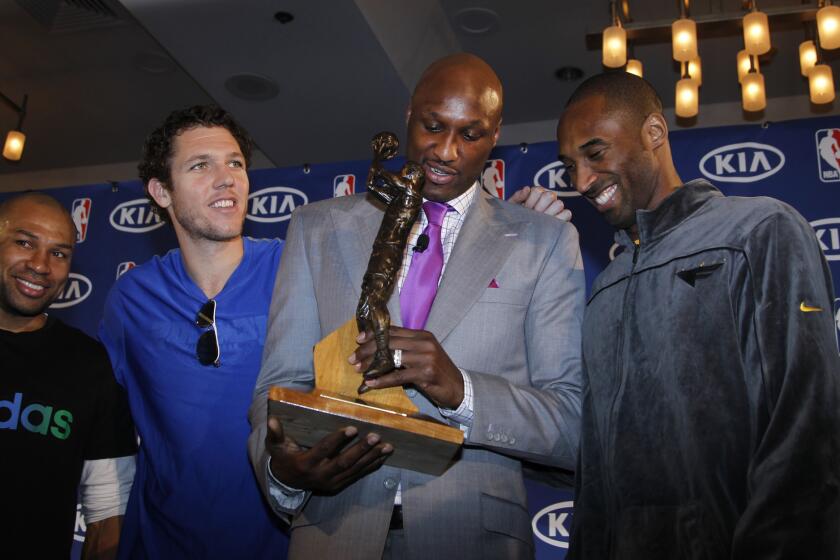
[249,190,585,559]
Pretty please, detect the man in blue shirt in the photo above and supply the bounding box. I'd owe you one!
[99,106,288,558]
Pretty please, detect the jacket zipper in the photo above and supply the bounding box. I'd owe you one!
[605,241,639,558]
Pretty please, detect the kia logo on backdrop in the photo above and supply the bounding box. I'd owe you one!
[247,186,308,223]
[699,142,785,183]
[50,273,92,309]
[333,174,355,197]
[532,500,573,549]
[71,198,92,243]
[109,199,165,233]
[482,159,505,199]
[811,217,840,261]
[533,161,580,197]
[816,129,840,183]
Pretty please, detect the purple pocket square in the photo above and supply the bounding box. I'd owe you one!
[488,279,499,288]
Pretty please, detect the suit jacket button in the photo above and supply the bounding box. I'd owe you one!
[384,477,397,490]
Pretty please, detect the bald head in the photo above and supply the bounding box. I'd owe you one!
[566,71,662,130]
[406,53,504,202]
[412,53,503,126]
[0,193,74,238]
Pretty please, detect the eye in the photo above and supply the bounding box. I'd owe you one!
[462,131,482,142]
[228,160,245,169]
[52,250,69,259]
[425,122,442,133]
[588,149,605,161]
[14,239,33,249]
[190,161,208,171]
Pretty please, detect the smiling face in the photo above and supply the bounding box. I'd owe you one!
[406,55,502,202]
[0,197,75,331]
[557,95,669,233]
[149,126,249,243]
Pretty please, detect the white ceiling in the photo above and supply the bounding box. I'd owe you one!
[1,0,838,182]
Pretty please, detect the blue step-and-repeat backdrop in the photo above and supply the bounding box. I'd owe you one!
[3,114,840,558]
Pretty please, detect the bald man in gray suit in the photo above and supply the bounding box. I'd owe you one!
[249,53,585,559]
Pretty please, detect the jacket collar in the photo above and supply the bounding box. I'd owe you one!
[616,179,723,249]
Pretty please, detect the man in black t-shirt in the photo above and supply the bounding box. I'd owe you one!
[0,193,136,559]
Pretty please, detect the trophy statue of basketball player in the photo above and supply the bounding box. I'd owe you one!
[355,131,425,393]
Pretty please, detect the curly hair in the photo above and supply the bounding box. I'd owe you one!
[138,105,254,221]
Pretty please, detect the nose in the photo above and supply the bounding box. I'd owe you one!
[571,163,598,196]
[432,131,458,163]
[26,249,50,275]
[215,165,236,189]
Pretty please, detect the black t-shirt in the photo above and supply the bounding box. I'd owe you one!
[0,316,136,558]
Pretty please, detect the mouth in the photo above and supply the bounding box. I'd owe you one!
[423,161,458,186]
[209,198,237,210]
[15,276,48,297]
[591,183,618,210]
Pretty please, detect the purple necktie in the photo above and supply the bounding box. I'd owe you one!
[401,201,450,329]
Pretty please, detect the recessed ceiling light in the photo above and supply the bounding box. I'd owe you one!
[224,74,279,101]
[274,11,294,24]
[453,7,499,35]
[555,67,584,81]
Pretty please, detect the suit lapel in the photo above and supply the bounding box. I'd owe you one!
[425,192,526,342]
[329,195,383,302]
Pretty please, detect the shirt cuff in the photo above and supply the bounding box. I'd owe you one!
[438,369,474,435]
[79,455,136,524]
[266,458,308,514]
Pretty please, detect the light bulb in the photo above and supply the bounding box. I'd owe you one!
[737,50,758,84]
[818,5,840,50]
[626,59,643,77]
[687,57,702,86]
[602,25,627,68]
[799,40,817,76]
[741,72,766,112]
[672,18,698,61]
[743,11,771,55]
[675,78,699,118]
[809,64,836,104]
[2,130,26,161]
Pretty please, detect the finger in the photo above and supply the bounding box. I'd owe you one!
[540,199,564,218]
[348,338,378,366]
[266,415,286,449]
[507,186,530,204]
[306,426,359,462]
[556,208,572,222]
[364,367,413,390]
[331,431,382,473]
[533,190,556,213]
[333,443,393,485]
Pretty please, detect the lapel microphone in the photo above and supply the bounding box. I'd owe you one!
[414,234,429,253]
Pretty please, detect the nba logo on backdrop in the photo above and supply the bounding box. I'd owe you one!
[71,198,91,242]
[816,129,840,182]
[334,174,355,197]
[482,159,505,198]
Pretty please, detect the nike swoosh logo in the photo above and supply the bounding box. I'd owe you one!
[800,302,823,313]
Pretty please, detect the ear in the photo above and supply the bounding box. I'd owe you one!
[491,117,502,147]
[642,113,668,151]
[148,178,172,210]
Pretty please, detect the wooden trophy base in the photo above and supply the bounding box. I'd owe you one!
[268,319,464,476]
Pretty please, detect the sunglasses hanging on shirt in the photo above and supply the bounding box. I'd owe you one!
[195,299,221,367]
